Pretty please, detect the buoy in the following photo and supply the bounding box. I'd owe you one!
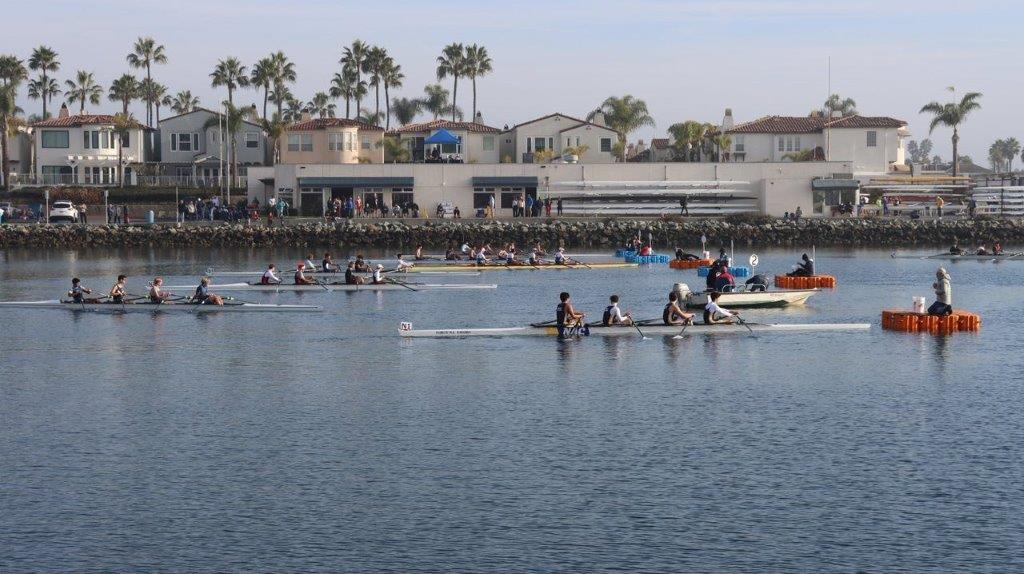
[699,266,750,278]
[881,310,980,334]
[669,258,713,270]
[774,275,837,289]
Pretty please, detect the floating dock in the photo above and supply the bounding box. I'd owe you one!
[775,275,837,289]
[881,310,981,334]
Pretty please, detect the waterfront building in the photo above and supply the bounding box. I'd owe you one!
[157,108,267,185]
[278,115,385,165]
[498,113,619,164]
[0,129,32,187]
[389,119,502,164]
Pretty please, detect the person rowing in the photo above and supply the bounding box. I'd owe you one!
[304,253,318,272]
[396,253,414,271]
[261,264,282,285]
[475,247,489,266]
[949,241,966,256]
[148,277,173,304]
[745,273,769,292]
[415,245,427,260]
[68,277,101,303]
[193,277,224,306]
[528,250,545,266]
[294,263,316,285]
[663,291,694,326]
[322,252,339,273]
[345,261,364,285]
[704,292,739,324]
[461,242,471,255]
[554,247,567,265]
[371,264,386,284]
[533,243,547,257]
[993,242,1004,255]
[556,291,586,338]
[976,245,988,256]
[353,255,370,272]
[674,248,701,261]
[602,294,633,326]
[109,275,127,303]
[787,253,814,277]
[445,247,460,261]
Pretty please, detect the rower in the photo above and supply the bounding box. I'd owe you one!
[261,264,282,285]
[993,242,1004,255]
[533,243,546,256]
[504,249,516,265]
[345,261,364,285]
[704,291,738,324]
[415,245,426,260]
[68,277,99,304]
[928,267,953,316]
[714,267,736,293]
[528,250,544,265]
[745,273,769,292]
[556,291,586,338]
[444,248,460,261]
[109,275,127,303]
[396,253,414,271]
[674,248,700,261]
[554,247,567,265]
[602,294,633,326]
[322,252,338,273]
[294,263,316,285]
[976,245,988,256]
[371,264,386,285]
[663,292,694,326]
[949,242,966,256]
[304,253,318,272]
[148,277,173,304]
[475,248,489,266]
[787,253,814,277]
[193,277,224,306]
[354,255,370,272]
[461,242,471,255]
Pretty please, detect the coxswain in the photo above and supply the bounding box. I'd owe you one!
[354,255,370,272]
[554,247,567,265]
[556,291,586,338]
[928,267,953,315]
[745,273,769,292]
[445,248,460,261]
[261,264,282,285]
[714,267,736,292]
[148,277,173,304]
[108,275,127,303]
[322,252,338,273]
[675,248,700,261]
[371,264,386,285]
[193,277,224,305]
[68,277,100,303]
[993,242,1004,255]
[396,253,414,271]
[663,292,694,326]
[602,294,633,326]
[294,263,316,285]
[787,253,814,277]
[703,291,738,324]
[304,253,318,272]
[345,261,364,285]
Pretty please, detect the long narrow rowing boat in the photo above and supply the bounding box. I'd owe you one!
[682,289,817,308]
[890,252,1024,261]
[212,262,638,276]
[164,282,497,292]
[210,270,483,277]
[398,322,871,338]
[0,300,321,313]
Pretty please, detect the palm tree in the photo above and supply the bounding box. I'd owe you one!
[920,88,982,176]
[27,77,60,116]
[390,97,421,126]
[422,84,452,120]
[126,37,167,126]
[250,56,275,120]
[282,99,305,123]
[588,95,655,161]
[211,57,249,109]
[713,134,732,162]
[169,90,200,114]
[307,92,336,118]
[340,40,370,113]
[108,74,139,115]
[138,78,169,123]
[436,43,465,122]
[1004,138,1021,172]
[364,46,387,124]
[357,108,383,126]
[377,136,410,163]
[329,68,365,119]
[203,103,258,190]
[64,71,103,113]
[1,78,25,192]
[27,46,59,118]
[667,121,708,161]
[262,113,286,164]
[463,44,492,123]
[0,55,28,88]
[819,94,858,117]
[268,51,296,121]
[380,58,404,129]
[111,112,137,188]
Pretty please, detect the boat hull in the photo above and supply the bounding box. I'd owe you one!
[398,322,871,338]
[212,263,637,276]
[164,282,497,292]
[683,289,817,309]
[0,300,321,313]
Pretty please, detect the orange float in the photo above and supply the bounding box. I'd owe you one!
[881,310,981,334]
[669,258,713,270]
[774,274,837,289]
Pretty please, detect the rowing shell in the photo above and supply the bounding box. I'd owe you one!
[683,289,817,309]
[163,282,497,292]
[398,322,871,338]
[890,252,1024,261]
[211,263,637,275]
[0,300,321,313]
[210,270,483,277]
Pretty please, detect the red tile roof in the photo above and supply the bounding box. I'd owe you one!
[31,114,150,130]
[651,138,670,149]
[558,120,617,134]
[391,119,500,134]
[288,118,383,131]
[727,115,906,134]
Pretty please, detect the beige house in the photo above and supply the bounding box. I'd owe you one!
[278,116,385,165]
[499,113,619,163]
[389,119,501,163]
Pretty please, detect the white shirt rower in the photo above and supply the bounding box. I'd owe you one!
[461,242,471,254]
[261,266,281,285]
[704,293,738,324]
[396,255,414,271]
[372,264,385,284]
[304,257,318,271]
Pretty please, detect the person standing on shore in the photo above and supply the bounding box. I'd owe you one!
[936,195,945,219]
[928,268,953,315]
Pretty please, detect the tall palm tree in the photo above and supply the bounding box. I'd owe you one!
[211,57,249,109]
[340,40,370,113]
[108,74,139,115]
[422,84,452,120]
[27,46,59,118]
[27,77,60,116]
[203,103,258,190]
[667,121,705,161]
[920,88,982,176]
[588,95,655,161]
[111,112,137,188]
[282,99,305,123]
[147,81,168,123]
[436,43,465,122]
[380,58,404,129]
[820,94,858,117]
[169,90,200,114]
[713,134,732,162]
[307,92,336,118]
[250,56,275,120]
[268,51,296,121]
[463,44,492,123]
[390,97,421,126]
[0,55,28,88]
[1003,137,1021,172]
[364,46,387,124]
[357,108,383,126]
[329,68,365,119]
[64,71,102,113]
[1,77,25,192]
[262,113,286,164]
[126,37,167,126]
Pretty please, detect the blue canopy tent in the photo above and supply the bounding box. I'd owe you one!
[424,129,460,145]
[423,129,462,162]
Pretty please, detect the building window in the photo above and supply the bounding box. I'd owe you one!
[328,133,344,151]
[533,137,546,151]
[734,135,745,152]
[171,132,197,152]
[41,130,69,148]
[346,132,355,151]
[392,192,414,206]
[778,137,785,152]
[301,134,313,152]
[361,138,371,150]
[794,136,801,150]
[526,138,532,153]
[566,137,571,148]
[288,134,313,152]
[482,136,495,151]
[600,138,612,152]
[866,131,877,147]
[245,132,260,149]
[473,193,494,209]
[575,137,580,146]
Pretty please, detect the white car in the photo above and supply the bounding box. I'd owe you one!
[49,201,80,224]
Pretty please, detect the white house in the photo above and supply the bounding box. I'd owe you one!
[31,104,152,185]
[390,119,501,163]
[158,107,266,183]
[499,113,619,163]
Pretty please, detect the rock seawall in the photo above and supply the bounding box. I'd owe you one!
[2,218,1023,248]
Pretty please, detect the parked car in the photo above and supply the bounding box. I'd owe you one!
[49,201,80,223]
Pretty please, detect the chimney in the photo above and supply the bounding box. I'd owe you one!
[58,103,70,119]
[474,110,483,125]
[300,112,312,122]
[590,111,606,127]
[830,110,843,119]
[721,108,734,131]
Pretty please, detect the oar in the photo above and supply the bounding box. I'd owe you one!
[566,256,593,269]
[385,277,419,292]
[530,319,558,327]
[734,314,756,337]
[222,295,259,305]
[632,318,649,340]
[671,320,691,339]
[312,277,330,292]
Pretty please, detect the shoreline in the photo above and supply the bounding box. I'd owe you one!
[1,218,1021,249]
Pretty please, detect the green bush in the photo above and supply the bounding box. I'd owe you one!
[723,213,775,225]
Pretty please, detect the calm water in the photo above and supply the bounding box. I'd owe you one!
[1,246,1023,573]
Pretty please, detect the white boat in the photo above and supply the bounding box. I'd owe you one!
[398,322,871,338]
[210,269,483,277]
[210,262,635,275]
[0,299,321,313]
[682,288,817,308]
[163,282,497,292]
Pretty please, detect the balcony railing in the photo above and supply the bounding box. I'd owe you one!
[8,174,248,189]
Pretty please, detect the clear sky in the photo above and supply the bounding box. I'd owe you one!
[5,0,1019,161]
